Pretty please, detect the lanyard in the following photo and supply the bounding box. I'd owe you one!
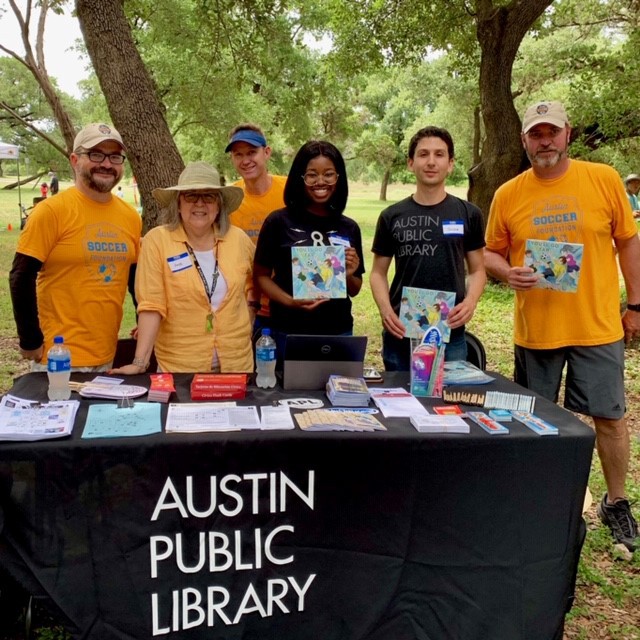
[185,242,219,333]
[185,242,219,303]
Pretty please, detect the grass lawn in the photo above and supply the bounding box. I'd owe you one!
[0,176,638,639]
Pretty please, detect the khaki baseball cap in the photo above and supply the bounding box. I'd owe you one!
[522,101,569,134]
[73,123,126,152]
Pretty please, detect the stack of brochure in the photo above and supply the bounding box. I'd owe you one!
[410,414,470,434]
[295,409,386,432]
[0,394,79,441]
[443,361,494,385]
[326,375,370,407]
[148,373,175,403]
[369,388,429,418]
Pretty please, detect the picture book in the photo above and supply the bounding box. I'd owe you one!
[291,246,347,300]
[524,239,583,293]
[399,286,456,341]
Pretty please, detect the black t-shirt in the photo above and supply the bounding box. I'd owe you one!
[255,207,365,334]
[371,194,485,339]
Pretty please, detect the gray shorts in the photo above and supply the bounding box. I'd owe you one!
[514,340,626,420]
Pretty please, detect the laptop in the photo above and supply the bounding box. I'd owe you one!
[282,335,368,390]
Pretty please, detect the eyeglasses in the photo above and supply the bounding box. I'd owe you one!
[302,171,339,186]
[78,151,126,165]
[182,192,218,203]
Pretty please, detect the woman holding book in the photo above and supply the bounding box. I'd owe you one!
[254,140,365,361]
[111,162,256,374]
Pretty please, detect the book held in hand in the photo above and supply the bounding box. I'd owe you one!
[524,239,583,293]
[291,246,347,300]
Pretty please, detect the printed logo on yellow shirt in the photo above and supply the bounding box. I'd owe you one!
[529,195,583,242]
[84,223,132,284]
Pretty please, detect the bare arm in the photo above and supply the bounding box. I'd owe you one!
[615,233,640,342]
[447,248,487,330]
[369,254,405,339]
[484,247,539,291]
[109,310,162,374]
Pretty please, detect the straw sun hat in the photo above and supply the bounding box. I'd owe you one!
[152,161,243,214]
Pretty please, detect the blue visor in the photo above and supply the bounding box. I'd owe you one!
[225,130,268,152]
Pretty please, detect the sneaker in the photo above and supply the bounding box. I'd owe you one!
[597,493,639,552]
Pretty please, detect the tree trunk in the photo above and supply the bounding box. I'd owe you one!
[379,169,390,201]
[469,0,553,222]
[76,0,184,230]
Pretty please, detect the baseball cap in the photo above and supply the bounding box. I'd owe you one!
[225,130,268,152]
[522,101,569,134]
[73,123,126,152]
[624,173,640,184]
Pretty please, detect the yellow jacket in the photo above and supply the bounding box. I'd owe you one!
[136,224,255,372]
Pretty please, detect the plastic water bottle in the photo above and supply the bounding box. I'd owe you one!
[255,328,277,388]
[47,336,71,400]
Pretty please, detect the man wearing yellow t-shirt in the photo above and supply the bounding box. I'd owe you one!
[485,101,640,552]
[226,123,286,335]
[9,123,141,370]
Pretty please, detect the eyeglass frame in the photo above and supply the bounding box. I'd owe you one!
[302,171,340,186]
[77,151,127,165]
[181,191,219,204]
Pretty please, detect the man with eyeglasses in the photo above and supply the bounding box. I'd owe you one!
[9,123,142,371]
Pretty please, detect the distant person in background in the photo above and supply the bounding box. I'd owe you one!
[226,123,286,336]
[254,140,365,361]
[624,173,640,218]
[116,186,125,198]
[49,171,59,195]
[9,123,141,371]
[110,162,256,375]
[40,182,48,199]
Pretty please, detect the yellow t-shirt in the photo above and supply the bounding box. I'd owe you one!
[231,175,286,243]
[231,174,286,316]
[17,187,142,366]
[486,160,637,349]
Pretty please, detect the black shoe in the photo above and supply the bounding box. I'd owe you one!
[597,493,639,552]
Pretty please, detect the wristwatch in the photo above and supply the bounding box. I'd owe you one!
[626,303,640,312]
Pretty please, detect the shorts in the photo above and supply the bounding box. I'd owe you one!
[514,340,626,419]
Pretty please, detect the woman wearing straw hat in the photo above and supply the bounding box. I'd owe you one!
[111,161,256,374]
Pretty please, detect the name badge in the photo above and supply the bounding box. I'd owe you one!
[443,220,464,236]
[328,234,351,247]
[167,252,192,273]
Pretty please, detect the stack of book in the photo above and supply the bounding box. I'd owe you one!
[326,375,370,407]
[148,373,175,403]
[190,374,247,400]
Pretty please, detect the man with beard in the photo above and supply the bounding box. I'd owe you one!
[485,101,640,552]
[9,123,141,370]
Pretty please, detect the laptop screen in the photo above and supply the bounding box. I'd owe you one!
[282,335,368,390]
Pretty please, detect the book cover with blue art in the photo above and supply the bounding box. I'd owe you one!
[399,286,456,341]
[524,239,583,292]
[291,246,347,299]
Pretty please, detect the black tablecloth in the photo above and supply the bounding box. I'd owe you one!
[0,372,595,640]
